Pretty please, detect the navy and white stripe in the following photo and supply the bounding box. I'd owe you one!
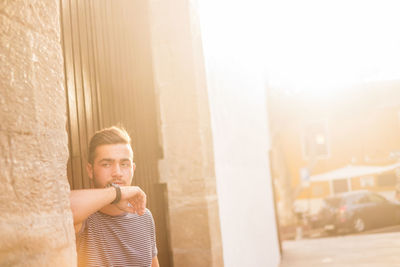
[76,209,157,267]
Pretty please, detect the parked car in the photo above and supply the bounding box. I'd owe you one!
[309,190,400,234]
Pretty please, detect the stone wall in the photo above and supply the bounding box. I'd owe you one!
[0,1,76,266]
[148,0,224,266]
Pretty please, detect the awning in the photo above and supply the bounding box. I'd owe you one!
[309,162,400,182]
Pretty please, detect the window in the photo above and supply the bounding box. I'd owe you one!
[355,195,369,204]
[367,193,386,204]
[360,176,375,187]
[302,120,329,159]
[377,173,396,187]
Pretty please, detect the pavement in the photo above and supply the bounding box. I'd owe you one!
[279,230,400,267]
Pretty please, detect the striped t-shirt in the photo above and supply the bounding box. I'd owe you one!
[76,209,157,267]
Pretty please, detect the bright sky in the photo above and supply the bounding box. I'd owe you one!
[199,0,400,93]
[264,0,400,92]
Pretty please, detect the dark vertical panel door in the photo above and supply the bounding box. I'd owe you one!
[61,1,172,266]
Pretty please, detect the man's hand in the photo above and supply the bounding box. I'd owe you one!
[115,186,147,215]
[70,185,147,233]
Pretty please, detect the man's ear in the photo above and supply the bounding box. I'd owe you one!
[132,162,136,172]
[86,163,94,180]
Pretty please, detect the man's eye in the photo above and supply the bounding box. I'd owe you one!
[102,163,111,167]
[121,163,131,167]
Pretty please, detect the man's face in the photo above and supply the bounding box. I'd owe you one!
[87,144,135,188]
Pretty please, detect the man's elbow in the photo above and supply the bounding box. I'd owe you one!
[151,256,159,267]
[74,222,82,234]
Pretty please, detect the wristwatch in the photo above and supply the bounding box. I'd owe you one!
[107,183,121,204]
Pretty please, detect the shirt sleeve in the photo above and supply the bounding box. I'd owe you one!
[148,209,158,258]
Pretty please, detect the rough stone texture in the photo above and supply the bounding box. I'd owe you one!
[148,0,224,266]
[0,1,76,266]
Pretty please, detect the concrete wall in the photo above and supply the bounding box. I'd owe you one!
[148,0,224,266]
[0,1,76,266]
[198,1,281,266]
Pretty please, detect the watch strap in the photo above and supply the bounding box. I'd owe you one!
[107,183,121,204]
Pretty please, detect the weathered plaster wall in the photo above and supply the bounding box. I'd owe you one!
[0,1,76,266]
[148,0,224,266]
[198,1,281,266]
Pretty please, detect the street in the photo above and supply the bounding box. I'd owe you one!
[280,227,400,267]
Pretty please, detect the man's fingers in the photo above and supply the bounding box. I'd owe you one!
[128,200,145,216]
[127,202,137,213]
[119,186,147,215]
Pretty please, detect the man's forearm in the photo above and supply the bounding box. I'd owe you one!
[70,186,146,227]
[70,187,117,225]
[151,256,160,267]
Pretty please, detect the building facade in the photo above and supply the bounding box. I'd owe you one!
[269,84,400,217]
[1,1,280,266]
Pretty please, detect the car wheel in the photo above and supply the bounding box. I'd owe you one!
[353,216,366,233]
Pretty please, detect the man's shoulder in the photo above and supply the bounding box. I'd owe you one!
[144,208,153,216]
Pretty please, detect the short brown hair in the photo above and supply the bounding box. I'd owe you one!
[88,126,132,164]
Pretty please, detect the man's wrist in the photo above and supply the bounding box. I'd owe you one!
[107,183,121,204]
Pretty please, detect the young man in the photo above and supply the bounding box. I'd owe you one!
[70,126,159,267]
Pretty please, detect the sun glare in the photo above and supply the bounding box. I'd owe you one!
[263,0,400,92]
[199,0,400,94]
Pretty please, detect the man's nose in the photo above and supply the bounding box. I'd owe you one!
[112,163,123,176]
